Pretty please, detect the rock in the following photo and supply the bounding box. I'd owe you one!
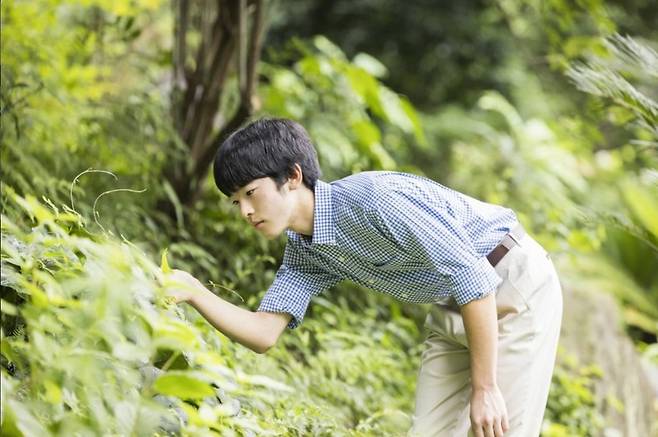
[559,286,657,436]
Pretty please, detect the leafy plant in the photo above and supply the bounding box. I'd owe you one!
[261,35,426,180]
[1,190,422,436]
[566,35,658,345]
[543,351,606,437]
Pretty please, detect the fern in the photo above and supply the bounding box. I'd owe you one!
[567,34,658,142]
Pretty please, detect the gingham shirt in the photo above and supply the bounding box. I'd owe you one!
[258,171,518,328]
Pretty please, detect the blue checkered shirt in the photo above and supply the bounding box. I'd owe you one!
[258,171,518,328]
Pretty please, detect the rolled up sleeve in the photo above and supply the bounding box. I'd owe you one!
[450,257,502,305]
[374,190,501,305]
[258,262,340,329]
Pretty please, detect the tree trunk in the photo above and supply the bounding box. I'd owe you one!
[159,0,266,220]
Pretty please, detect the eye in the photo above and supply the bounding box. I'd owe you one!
[232,200,239,206]
[246,188,256,196]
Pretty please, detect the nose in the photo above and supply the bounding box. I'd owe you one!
[239,201,254,220]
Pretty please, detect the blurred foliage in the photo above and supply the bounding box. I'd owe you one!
[261,35,426,179]
[542,351,606,437]
[267,0,657,109]
[270,0,529,109]
[2,0,658,435]
[568,34,658,345]
[567,34,657,166]
[268,0,656,153]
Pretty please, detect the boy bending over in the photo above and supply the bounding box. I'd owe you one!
[168,118,563,437]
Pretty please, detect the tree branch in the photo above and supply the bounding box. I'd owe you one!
[245,0,264,104]
[162,0,268,211]
[185,0,266,204]
[172,0,189,133]
[237,0,248,97]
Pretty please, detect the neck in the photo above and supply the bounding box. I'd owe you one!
[288,185,315,236]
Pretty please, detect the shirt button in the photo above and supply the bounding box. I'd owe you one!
[338,256,346,262]
[401,293,408,298]
[367,279,375,284]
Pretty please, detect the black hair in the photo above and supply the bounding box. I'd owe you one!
[213,118,321,196]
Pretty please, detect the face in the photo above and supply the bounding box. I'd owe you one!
[229,177,293,239]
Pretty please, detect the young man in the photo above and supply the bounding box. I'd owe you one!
[167,118,563,437]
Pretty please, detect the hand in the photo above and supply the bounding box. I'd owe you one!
[470,385,509,437]
[164,269,204,304]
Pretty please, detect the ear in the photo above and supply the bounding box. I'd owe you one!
[287,163,304,190]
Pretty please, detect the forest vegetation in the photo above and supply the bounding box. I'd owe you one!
[1,0,657,435]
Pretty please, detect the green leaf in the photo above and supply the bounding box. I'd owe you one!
[353,53,388,78]
[378,87,414,133]
[313,35,345,60]
[3,399,49,437]
[623,307,658,335]
[345,66,385,118]
[160,248,171,274]
[400,97,427,146]
[162,180,184,228]
[621,180,658,239]
[153,319,199,350]
[352,120,381,146]
[0,299,18,316]
[43,379,63,404]
[153,372,215,399]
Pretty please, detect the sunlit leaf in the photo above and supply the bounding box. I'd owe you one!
[153,372,215,399]
[353,53,388,78]
[160,248,172,274]
[621,180,658,239]
[43,379,63,404]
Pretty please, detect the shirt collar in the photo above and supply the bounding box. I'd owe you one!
[286,180,336,246]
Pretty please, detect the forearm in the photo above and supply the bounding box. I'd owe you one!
[460,291,498,389]
[189,286,288,354]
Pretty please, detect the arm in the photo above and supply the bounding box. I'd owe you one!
[461,292,509,437]
[372,187,510,435]
[166,269,291,354]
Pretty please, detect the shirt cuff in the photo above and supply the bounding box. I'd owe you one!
[451,257,502,306]
[257,296,306,329]
[257,287,311,330]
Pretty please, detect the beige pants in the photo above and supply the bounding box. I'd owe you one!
[410,233,563,437]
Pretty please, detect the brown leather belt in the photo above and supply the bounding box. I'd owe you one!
[486,223,526,267]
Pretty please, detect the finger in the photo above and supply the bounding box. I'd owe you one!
[483,421,496,437]
[494,418,505,437]
[472,423,485,437]
[502,414,509,433]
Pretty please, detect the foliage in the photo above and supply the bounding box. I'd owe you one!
[267,0,639,109]
[542,351,606,437]
[567,34,657,151]
[1,190,421,436]
[1,0,170,172]
[566,34,658,345]
[2,191,639,437]
[261,35,425,180]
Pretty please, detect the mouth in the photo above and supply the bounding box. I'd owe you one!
[253,220,265,229]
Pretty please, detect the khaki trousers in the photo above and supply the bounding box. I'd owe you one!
[410,233,563,437]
